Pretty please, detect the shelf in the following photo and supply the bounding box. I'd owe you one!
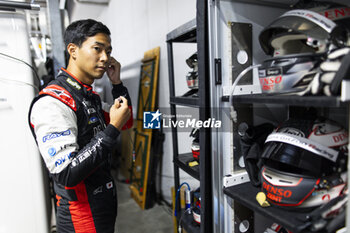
[224,183,315,233]
[180,211,200,233]
[222,94,345,107]
[174,153,200,180]
[170,96,199,108]
[223,0,297,8]
[166,18,196,43]
[167,7,212,232]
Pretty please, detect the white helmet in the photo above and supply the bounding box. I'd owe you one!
[258,2,350,94]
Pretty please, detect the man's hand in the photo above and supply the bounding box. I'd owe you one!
[107,57,122,85]
[109,96,130,131]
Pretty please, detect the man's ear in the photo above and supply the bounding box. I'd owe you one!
[67,43,78,60]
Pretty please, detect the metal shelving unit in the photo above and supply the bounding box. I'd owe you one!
[222,96,349,233]
[206,0,350,232]
[222,92,349,232]
[167,2,212,231]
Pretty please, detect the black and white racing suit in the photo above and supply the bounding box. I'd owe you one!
[28,68,132,233]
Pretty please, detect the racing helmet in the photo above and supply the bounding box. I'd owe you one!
[258,2,350,94]
[186,52,198,89]
[192,188,201,224]
[260,117,348,208]
[190,128,200,161]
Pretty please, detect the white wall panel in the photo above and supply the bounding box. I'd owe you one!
[0,11,50,233]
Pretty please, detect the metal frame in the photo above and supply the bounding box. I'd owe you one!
[166,2,213,231]
[47,0,65,76]
[197,1,213,232]
[207,0,225,233]
[166,40,181,222]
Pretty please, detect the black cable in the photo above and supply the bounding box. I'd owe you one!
[0,52,41,88]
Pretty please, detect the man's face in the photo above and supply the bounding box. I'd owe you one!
[74,33,112,82]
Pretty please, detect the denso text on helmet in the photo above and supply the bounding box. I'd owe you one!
[321,7,350,21]
[260,76,282,85]
[263,181,292,198]
[332,132,348,143]
[260,76,282,90]
[267,193,282,203]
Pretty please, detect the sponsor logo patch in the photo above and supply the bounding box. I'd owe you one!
[40,85,76,111]
[282,9,336,33]
[93,125,102,136]
[59,144,76,150]
[54,152,74,167]
[266,68,281,76]
[48,147,56,156]
[279,127,305,137]
[66,78,81,90]
[43,129,71,143]
[263,181,292,203]
[319,7,350,21]
[88,117,98,124]
[266,132,339,162]
[259,76,283,91]
[93,186,103,195]
[71,159,78,167]
[87,108,96,114]
[71,138,103,167]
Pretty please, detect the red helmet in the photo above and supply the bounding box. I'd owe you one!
[190,128,200,161]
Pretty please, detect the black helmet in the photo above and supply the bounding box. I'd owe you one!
[260,117,348,208]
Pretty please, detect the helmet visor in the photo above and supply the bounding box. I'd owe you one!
[261,139,337,177]
[259,9,342,55]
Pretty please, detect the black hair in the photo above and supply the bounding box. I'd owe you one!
[64,19,111,60]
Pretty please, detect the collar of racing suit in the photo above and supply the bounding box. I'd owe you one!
[58,68,98,98]
[56,68,107,129]
[60,68,94,91]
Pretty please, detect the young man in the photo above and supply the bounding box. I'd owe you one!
[28,19,132,233]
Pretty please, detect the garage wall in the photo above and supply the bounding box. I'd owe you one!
[67,0,199,202]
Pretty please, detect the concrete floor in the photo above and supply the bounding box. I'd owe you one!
[114,179,174,233]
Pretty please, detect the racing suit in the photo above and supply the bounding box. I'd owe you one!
[28,68,132,233]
